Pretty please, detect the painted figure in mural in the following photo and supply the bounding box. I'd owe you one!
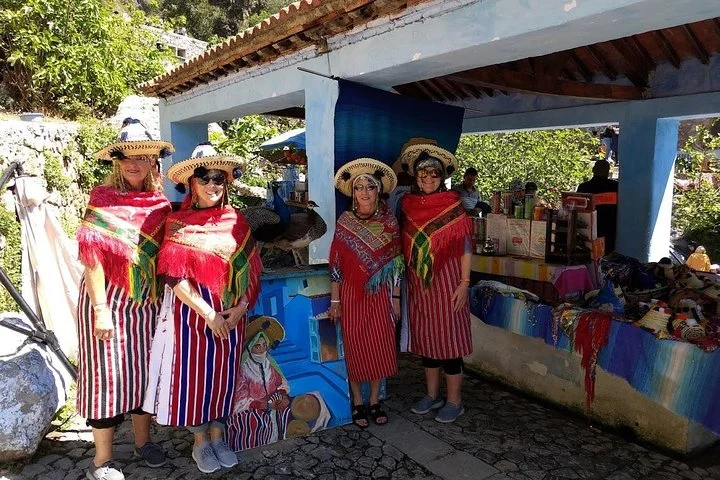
[142,143,262,474]
[329,158,403,428]
[75,119,173,480]
[399,141,473,424]
[226,316,332,450]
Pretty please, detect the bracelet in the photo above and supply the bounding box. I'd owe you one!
[330,300,340,303]
[92,302,107,308]
[201,309,214,320]
[392,295,401,299]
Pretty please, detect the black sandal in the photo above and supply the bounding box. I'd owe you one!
[351,404,368,428]
[369,403,388,426]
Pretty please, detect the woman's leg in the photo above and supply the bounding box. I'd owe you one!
[349,381,364,406]
[187,423,210,448]
[131,413,151,448]
[209,418,238,468]
[425,367,441,399]
[369,379,388,425]
[91,426,115,466]
[369,379,382,406]
[443,359,464,405]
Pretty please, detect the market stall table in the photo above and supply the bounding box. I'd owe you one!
[471,254,597,303]
[467,287,720,454]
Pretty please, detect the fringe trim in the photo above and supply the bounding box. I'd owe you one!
[158,241,230,298]
[365,256,405,294]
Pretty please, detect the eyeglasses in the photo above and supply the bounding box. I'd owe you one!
[353,184,377,192]
[196,173,226,186]
[124,155,156,164]
[417,168,442,179]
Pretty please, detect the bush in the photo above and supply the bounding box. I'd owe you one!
[0,207,21,312]
[0,0,172,118]
[455,129,596,205]
[75,120,116,193]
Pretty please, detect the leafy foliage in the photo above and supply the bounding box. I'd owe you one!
[672,120,720,258]
[0,0,172,118]
[75,120,116,192]
[0,206,21,312]
[455,129,596,205]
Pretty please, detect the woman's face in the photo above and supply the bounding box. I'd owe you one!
[353,176,378,211]
[416,167,443,194]
[119,155,156,190]
[251,336,268,355]
[192,169,227,208]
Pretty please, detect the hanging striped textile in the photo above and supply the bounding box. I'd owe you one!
[76,278,158,420]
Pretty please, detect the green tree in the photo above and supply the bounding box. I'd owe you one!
[0,0,172,118]
[455,129,596,205]
[672,120,720,258]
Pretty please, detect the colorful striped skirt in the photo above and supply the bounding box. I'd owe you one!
[76,278,158,420]
[143,284,243,427]
[339,282,397,383]
[407,257,472,360]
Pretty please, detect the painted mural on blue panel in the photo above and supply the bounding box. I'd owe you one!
[225,268,351,451]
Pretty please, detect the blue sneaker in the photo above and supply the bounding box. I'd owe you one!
[410,395,444,415]
[434,401,465,423]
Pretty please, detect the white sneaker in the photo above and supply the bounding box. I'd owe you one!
[86,461,125,480]
[191,441,221,473]
[211,439,239,468]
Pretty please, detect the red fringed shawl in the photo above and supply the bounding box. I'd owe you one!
[158,205,262,307]
[329,210,404,293]
[401,191,472,288]
[574,312,613,409]
[76,186,171,301]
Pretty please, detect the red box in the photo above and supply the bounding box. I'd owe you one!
[561,192,595,213]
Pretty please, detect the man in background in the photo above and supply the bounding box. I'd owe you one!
[577,159,618,252]
[454,167,490,215]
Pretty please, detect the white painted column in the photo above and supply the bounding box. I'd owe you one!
[304,75,339,264]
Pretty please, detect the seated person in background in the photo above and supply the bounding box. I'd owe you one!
[577,159,618,253]
[453,167,490,215]
[524,181,547,207]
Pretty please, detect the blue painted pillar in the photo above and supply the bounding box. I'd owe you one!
[616,106,678,262]
[162,121,208,203]
[303,75,339,264]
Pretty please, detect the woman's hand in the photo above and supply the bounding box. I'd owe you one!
[205,311,230,339]
[93,304,114,341]
[329,301,341,323]
[221,302,248,329]
[451,283,469,313]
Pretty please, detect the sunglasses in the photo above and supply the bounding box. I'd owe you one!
[417,168,442,179]
[123,155,156,164]
[196,173,226,186]
[353,184,377,192]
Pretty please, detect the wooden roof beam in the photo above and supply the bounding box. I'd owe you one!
[422,79,454,102]
[570,52,594,83]
[653,30,681,69]
[413,81,439,101]
[447,66,644,101]
[585,45,618,80]
[682,25,710,64]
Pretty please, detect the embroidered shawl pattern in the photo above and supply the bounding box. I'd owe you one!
[330,210,404,293]
[76,186,170,301]
[401,191,472,288]
[158,205,261,307]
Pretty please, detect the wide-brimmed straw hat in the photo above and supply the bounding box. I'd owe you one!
[397,138,458,178]
[244,316,285,348]
[166,143,245,185]
[334,158,397,197]
[94,118,174,161]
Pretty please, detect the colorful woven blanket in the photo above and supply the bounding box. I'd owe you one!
[77,186,170,301]
[159,205,262,307]
[401,191,471,287]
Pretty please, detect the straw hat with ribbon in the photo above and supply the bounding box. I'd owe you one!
[94,118,174,161]
[396,138,458,178]
[244,316,285,349]
[334,158,397,197]
[166,142,245,187]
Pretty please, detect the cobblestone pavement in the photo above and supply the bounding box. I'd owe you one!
[1,354,719,480]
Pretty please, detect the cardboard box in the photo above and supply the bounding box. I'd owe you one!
[561,192,595,213]
[486,213,508,255]
[577,211,597,241]
[585,237,605,260]
[529,220,547,259]
[506,218,531,257]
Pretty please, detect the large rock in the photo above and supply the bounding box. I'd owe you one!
[0,314,72,461]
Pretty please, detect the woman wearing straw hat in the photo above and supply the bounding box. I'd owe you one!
[142,143,262,474]
[76,118,173,480]
[329,158,403,427]
[399,140,473,424]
